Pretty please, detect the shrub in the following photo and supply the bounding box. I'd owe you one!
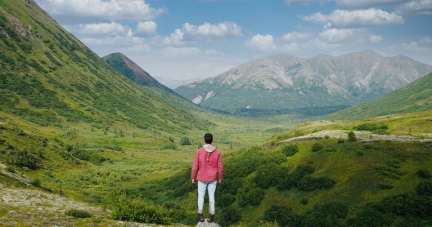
[255,164,287,189]
[357,150,365,156]
[292,164,315,178]
[364,143,374,149]
[238,187,265,207]
[276,174,297,191]
[263,205,302,227]
[348,131,357,142]
[5,166,15,173]
[30,179,41,187]
[301,198,309,205]
[323,147,337,152]
[281,144,299,157]
[337,138,345,143]
[219,207,241,227]
[324,135,330,139]
[297,176,336,191]
[218,194,236,208]
[110,194,169,224]
[65,209,92,218]
[311,143,324,152]
[417,169,432,179]
[354,123,388,131]
[416,181,432,196]
[216,194,236,208]
[161,144,177,150]
[377,183,394,189]
[258,221,280,227]
[180,137,191,145]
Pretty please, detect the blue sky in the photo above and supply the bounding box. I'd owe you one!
[35,0,432,80]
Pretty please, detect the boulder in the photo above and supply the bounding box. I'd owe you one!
[196,220,221,227]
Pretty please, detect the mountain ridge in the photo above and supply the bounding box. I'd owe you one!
[175,50,432,113]
[323,72,432,120]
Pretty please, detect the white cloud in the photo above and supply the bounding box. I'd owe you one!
[161,46,202,57]
[318,28,383,44]
[395,0,432,16]
[332,0,412,9]
[284,0,323,5]
[159,22,243,46]
[300,8,404,28]
[205,49,225,56]
[390,36,432,53]
[420,37,432,47]
[182,22,242,38]
[162,29,185,46]
[135,21,157,37]
[369,34,384,43]
[35,0,167,24]
[282,31,315,42]
[245,34,277,52]
[64,22,131,37]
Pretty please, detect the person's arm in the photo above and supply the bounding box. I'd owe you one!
[217,151,223,183]
[191,150,199,183]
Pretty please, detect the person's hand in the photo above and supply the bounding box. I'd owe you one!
[218,179,222,183]
[192,179,195,184]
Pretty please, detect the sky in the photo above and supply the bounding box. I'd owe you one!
[34,0,432,80]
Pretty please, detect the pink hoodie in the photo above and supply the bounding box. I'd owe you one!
[191,144,224,182]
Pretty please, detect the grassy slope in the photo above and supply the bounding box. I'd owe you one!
[0,0,203,132]
[162,111,432,226]
[324,72,432,120]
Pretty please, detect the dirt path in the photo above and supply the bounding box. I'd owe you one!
[280,130,432,144]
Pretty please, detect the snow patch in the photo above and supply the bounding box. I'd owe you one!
[192,95,203,104]
[205,91,214,100]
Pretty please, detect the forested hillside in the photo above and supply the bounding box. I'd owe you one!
[0,0,204,132]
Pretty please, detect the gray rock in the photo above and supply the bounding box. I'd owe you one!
[196,220,221,227]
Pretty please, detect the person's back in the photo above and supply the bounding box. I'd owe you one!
[191,133,223,223]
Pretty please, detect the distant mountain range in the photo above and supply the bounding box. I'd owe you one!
[175,51,432,113]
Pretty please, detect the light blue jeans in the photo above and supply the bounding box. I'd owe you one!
[197,180,217,215]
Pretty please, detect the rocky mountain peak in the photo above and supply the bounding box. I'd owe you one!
[175,50,432,113]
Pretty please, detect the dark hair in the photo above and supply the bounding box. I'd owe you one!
[204,133,213,144]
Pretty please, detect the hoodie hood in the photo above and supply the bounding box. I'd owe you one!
[203,144,216,153]
[203,144,216,162]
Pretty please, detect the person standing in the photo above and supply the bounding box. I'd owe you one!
[191,133,224,223]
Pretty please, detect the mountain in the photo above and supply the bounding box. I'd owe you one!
[102,53,168,90]
[154,76,202,90]
[324,72,432,120]
[103,52,206,113]
[175,51,432,113]
[0,0,203,131]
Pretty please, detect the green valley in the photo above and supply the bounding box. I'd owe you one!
[1,0,432,227]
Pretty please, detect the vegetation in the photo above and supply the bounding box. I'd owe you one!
[65,209,92,218]
[325,72,432,120]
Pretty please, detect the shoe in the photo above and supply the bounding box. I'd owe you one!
[197,213,204,222]
[207,214,214,223]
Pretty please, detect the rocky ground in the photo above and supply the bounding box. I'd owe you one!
[0,162,186,227]
[0,184,189,227]
[280,130,432,144]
